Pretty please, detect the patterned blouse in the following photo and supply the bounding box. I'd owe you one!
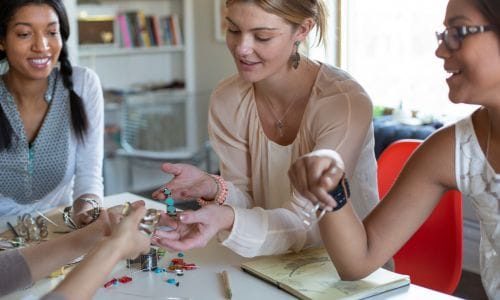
[455,116,500,299]
[0,66,104,220]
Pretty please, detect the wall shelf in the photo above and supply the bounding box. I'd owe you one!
[78,45,185,58]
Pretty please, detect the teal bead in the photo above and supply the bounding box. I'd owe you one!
[166,197,174,206]
[167,206,176,213]
[163,188,171,196]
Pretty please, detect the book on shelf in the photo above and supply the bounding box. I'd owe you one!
[136,10,151,47]
[241,247,410,300]
[169,14,183,46]
[116,14,132,48]
[149,15,163,47]
[114,11,182,48]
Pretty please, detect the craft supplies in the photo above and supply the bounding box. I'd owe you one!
[10,214,48,242]
[49,267,65,278]
[163,188,177,217]
[6,221,19,237]
[118,276,133,283]
[221,270,232,300]
[104,278,118,288]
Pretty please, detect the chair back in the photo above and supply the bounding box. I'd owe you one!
[377,139,463,294]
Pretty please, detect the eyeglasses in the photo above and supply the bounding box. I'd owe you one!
[435,25,495,51]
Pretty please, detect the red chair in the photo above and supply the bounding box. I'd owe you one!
[377,139,463,294]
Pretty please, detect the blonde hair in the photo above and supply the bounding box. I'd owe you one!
[225,0,328,47]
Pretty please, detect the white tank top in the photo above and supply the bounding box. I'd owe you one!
[455,116,500,299]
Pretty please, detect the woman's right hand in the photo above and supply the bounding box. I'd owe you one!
[107,203,150,260]
[152,163,218,202]
[151,204,235,252]
[288,151,345,210]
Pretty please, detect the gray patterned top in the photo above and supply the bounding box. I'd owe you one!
[0,66,104,217]
[0,70,70,203]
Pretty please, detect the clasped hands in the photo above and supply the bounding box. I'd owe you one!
[288,149,347,224]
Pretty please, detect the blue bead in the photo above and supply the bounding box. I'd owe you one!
[167,278,176,284]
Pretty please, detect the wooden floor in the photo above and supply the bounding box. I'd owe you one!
[453,270,488,300]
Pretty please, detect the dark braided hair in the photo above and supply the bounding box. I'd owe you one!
[0,0,88,151]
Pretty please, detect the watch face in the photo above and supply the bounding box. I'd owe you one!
[328,176,350,211]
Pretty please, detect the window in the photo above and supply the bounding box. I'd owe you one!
[311,0,476,123]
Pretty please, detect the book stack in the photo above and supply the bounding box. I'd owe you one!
[116,11,183,48]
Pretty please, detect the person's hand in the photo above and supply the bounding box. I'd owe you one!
[72,198,99,226]
[106,203,150,260]
[151,205,234,252]
[288,151,345,210]
[152,163,218,202]
[105,200,146,225]
[81,200,147,245]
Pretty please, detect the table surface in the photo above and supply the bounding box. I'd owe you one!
[1,193,462,300]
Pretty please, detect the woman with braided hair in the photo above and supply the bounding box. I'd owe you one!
[0,0,104,227]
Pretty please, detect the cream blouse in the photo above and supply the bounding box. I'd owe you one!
[208,64,379,257]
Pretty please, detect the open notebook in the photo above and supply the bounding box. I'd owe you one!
[241,247,410,300]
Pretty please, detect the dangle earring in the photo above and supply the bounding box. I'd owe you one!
[291,41,301,69]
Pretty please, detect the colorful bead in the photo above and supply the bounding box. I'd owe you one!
[104,278,117,288]
[166,278,176,284]
[118,276,133,283]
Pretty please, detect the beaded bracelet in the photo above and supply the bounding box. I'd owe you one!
[197,174,228,206]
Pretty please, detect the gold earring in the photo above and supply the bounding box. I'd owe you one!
[291,41,300,69]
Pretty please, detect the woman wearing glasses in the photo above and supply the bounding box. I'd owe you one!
[288,0,499,298]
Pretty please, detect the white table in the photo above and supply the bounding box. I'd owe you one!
[1,193,463,300]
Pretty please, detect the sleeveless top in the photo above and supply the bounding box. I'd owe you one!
[455,116,500,299]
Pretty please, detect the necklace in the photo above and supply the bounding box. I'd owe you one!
[263,95,298,137]
[486,110,492,162]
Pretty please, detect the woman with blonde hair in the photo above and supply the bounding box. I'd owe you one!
[152,0,378,258]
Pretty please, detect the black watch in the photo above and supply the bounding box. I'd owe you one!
[327,175,350,211]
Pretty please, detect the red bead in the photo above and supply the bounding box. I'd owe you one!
[118,276,133,283]
[104,278,117,288]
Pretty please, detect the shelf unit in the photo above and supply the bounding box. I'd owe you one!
[73,0,199,193]
[75,0,196,152]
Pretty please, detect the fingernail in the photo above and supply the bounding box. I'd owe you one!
[179,214,186,221]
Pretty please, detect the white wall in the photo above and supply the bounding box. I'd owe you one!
[192,0,235,144]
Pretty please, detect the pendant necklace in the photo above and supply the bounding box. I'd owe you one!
[486,112,491,162]
[263,95,298,137]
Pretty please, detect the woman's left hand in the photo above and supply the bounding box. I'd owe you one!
[72,197,100,226]
[151,163,218,202]
[151,205,234,252]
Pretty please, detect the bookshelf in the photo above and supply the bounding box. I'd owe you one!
[73,0,199,193]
